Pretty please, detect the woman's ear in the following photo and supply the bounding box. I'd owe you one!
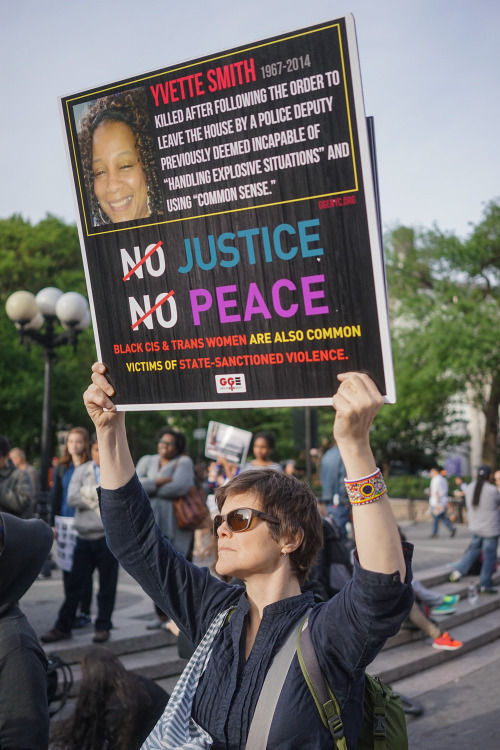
[280,528,304,556]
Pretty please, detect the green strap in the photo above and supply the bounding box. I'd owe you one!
[297,616,348,750]
[370,677,387,750]
[224,607,236,625]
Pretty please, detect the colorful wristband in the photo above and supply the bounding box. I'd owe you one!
[345,469,387,506]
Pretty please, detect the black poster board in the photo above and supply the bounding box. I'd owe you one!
[61,15,395,410]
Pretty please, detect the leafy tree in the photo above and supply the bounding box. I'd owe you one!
[383,200,500,469]
[0,214,96,462]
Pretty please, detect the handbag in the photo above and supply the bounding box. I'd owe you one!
[173,486,210,531]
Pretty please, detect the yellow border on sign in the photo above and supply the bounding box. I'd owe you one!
[64,22,358,236]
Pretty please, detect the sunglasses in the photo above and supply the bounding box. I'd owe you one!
[213,507,280,535]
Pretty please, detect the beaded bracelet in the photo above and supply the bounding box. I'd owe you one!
[345,469,387,506]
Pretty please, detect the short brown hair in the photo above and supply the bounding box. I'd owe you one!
[215,469,323,585]
[59,427,91,468]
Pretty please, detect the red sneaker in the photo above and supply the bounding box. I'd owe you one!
[432,632,463,651]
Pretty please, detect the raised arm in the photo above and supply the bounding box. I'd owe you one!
[83,363,134,490]
[332,372,405,579]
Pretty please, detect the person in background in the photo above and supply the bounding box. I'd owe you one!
[283,458,298,477]
[0,511,53,749]
[136,427,195,629]
[429,466,456,538]
[320,439,350,539]
[10,445,51,579]
[304,510,354,602]
[450,475,467,523]
[50,647,169,750]
[0,434,32,519]
[241,431,283,472]
[405,599,463,651]
[396,528,462,651]
[51,428,90,519]
[49,427,92,616]
[41,439,119,644]
[449,465,500,593]
[9,447,39,513]
[206,458,239,491]
[412,579,460,616]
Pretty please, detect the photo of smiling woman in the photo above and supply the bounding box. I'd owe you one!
[77,87,163,227]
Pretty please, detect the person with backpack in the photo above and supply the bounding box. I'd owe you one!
[84,364,414,749]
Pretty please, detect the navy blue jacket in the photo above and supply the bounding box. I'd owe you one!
[100,474,413,749]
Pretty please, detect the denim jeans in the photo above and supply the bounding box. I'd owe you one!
[456,534,498,588]
[56,536,118,633]
[412,579,443,607]
[432,510,454,536]
[328,504,352,540]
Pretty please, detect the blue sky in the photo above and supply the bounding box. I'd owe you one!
[1,0,498,238]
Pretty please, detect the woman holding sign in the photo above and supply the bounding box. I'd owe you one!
[83,364,413,749]
[78,87,163,226]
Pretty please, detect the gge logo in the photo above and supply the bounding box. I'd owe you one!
[215,374,246,394]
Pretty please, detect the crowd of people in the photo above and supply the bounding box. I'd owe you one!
[0,369,499,748]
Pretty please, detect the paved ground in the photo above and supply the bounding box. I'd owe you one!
[20,516,500,748]
[404,647,500,749]
[387,519,500,749]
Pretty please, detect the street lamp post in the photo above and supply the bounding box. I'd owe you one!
[5,287,90,521]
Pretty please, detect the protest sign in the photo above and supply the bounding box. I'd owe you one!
[205,421,253,466]
[54,516,78,573]
[61,14,395,409]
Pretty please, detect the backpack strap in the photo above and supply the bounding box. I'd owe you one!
[297,615,348,750]
[245,608,311,749]
[368,675,388,750]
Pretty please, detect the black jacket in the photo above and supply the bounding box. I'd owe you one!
[0,511,53,749]
[0,459,32,518]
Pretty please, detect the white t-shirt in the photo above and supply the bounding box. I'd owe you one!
[430,474,448,511]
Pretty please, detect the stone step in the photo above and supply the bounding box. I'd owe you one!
[415,565,500,591]
[383,586,500,650]
[42,626,178,665]
[369,609,500,684]
[391,635,500,700]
